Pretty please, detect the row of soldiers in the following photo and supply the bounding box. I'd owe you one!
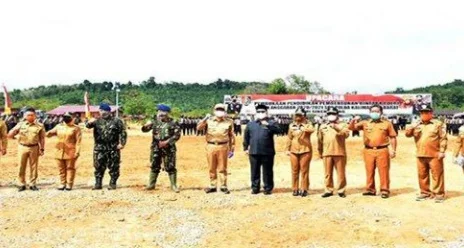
[1,103,464,204]
[179,116,243,136]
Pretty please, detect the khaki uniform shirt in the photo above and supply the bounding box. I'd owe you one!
[12,121,45,146]
[285,121,314,154]
[351,119,397,147]
[317,122,350,157]
[47,123,82,160]
[405,120,447,158]
[197,117,235,150]
[0,120,7,151]
[453,126,464,157]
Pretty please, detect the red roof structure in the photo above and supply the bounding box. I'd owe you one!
[47,105,120,115]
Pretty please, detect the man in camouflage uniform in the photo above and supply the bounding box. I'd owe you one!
[142,104,181,192]
[85,103,127,190]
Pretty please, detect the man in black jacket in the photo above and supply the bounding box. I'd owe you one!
[243,104,281,195]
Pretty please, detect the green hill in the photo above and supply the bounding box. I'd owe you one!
[387,79,464,110]
[3,77,463,117]
[2,77,267,117]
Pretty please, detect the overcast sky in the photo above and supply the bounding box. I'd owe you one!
[0,0,463,93]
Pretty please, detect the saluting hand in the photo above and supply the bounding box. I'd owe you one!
[438,152,445,160]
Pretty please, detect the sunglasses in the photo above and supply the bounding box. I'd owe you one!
[256,110,266,113]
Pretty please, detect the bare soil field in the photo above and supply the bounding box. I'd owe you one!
[1,128,464,248]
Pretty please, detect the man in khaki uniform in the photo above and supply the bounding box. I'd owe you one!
[197,104,235,194]
[453,125,464,172]
[46,112,82,191]
[285,107,314,197]
[318,107,350,198]
[405,104,447,203]
[0,119,8,158]
[349,104,397,199]
[8,107,45,192]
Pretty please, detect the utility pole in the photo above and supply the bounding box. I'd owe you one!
[115,83,120,118]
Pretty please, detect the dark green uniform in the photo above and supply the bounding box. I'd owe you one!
[142,118,181,191]
[85,116,127,189]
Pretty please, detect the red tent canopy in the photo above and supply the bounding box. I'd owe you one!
[47,105,119,115]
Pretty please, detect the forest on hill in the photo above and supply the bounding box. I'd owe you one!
[2,77,463,117]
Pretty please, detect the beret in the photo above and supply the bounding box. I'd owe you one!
[99,103,111,112]
[157,104,171,112]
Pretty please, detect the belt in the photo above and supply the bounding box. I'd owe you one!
[365,145,389,150]
[207,141,228,145]
[20,143,39,147]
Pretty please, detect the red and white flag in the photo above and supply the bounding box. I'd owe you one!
[2,84,12,115]
[84,91,91,119]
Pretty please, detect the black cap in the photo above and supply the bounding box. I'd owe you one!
[327,107,339,115]
[418,103,433,112]
[255,104,268,111]
[23,107,35,113]
[295,107,306,115]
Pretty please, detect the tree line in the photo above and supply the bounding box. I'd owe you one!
[2,76,462,117]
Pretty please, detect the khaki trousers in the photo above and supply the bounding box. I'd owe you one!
[323,156,347,194]
[289,152,312,191]
[57,159,77,188]
[417,157,445,197]
[18,145,39,186]
[206,144,229,188]
[363,148,390,194]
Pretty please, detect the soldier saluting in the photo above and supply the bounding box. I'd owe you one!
[142,104,181,193]
[85,103,127,190]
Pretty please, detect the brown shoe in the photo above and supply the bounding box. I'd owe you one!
[362,191,376,196]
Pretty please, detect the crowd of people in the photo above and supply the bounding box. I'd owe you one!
[0,102,464,204]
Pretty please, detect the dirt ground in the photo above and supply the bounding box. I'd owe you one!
[1,127,464,248]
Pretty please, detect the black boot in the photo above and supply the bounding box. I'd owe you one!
[108,178,117,190]
[92,178,103,190]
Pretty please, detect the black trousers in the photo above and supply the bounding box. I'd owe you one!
[249,155,275,192]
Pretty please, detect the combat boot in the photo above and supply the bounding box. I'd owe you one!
[169,173,180,193]
[92,178,103,190]
[108,178,117,190]
[145,172,159,190]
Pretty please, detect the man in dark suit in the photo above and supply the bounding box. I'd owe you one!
[243,104,281,195]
